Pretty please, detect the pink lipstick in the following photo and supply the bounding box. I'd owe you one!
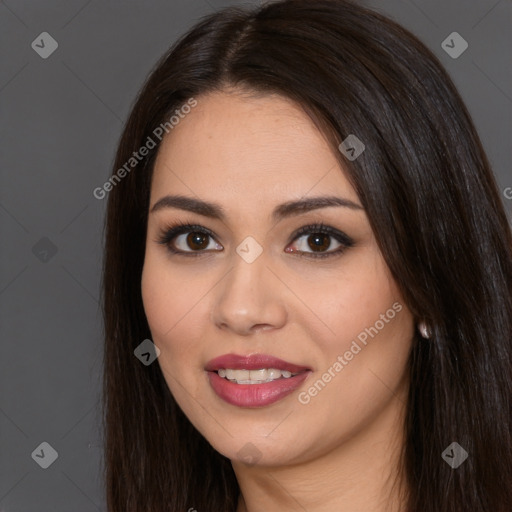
[205,353,311,408]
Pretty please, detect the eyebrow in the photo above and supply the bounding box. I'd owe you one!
[150,194,363,222]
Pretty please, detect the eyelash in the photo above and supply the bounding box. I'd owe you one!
[155,221,355,259]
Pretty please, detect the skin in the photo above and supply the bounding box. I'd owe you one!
[141,88,415,511]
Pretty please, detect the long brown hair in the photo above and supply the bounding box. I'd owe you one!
[101,1,512,510]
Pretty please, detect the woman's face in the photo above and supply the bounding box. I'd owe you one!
[141,89,414,467]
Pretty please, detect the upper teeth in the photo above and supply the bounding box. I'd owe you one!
[218,368,298,384]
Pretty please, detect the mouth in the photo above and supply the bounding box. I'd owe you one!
[216,367,301,384]
[205,353,312,407]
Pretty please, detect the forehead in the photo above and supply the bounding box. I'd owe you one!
[150,90,360,213]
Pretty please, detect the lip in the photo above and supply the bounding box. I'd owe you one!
[205,353,312,408]
[205,353,311,373]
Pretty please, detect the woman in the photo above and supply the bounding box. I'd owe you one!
[101,0,512,510]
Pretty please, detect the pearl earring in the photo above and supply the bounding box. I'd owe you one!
[418,321,432,339]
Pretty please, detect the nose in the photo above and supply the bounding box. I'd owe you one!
[210,247,287,336]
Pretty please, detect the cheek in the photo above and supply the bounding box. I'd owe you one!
[292,250,413,407]
[141,253,205,362]
[292,250,400,356]
[141,255,209,410]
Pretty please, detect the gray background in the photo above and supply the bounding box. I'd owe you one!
[1,0,510,510]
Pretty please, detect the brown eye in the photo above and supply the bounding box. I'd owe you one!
[290,232,342,255]
[186,232,210,251]
[307,233,331,252]
[157,223,223,256]
[173,230,222,253]
[158,222,354,259]
[286,223,355,259]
